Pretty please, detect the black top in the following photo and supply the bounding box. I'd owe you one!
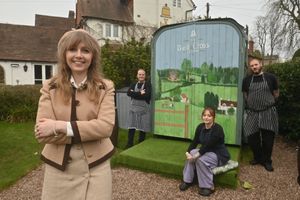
[187,123,230,166]
[242,72,278,94]
[127,81,152,104]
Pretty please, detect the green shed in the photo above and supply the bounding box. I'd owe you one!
[151,18,247,145]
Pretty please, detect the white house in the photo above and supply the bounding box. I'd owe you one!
[76,0,196,46]
[0,13,74,85]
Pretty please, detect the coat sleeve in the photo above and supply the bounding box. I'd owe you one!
[187,124,202,152]
[35,80,72,145]
[72,80,115,142]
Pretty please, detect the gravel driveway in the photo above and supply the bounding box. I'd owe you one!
[0,136,299,200]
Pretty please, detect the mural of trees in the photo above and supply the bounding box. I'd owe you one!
[204,92,219,110]
[181,58,193,81]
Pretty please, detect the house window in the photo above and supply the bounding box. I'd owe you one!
[105,24,111,37]
[173,0,176,6]
[113,24,119,37]
[34,64,53,85]
[0,65,4,84]
[34,65,42,84]
[177,0,181,7]
[45,65,53,79]
[173,0,181,7]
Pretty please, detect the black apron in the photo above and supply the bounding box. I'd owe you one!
[244,74,278,136]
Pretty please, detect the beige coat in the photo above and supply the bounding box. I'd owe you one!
[36,79,115,171]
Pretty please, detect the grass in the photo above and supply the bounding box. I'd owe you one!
[0,121,252,191]
[0,121,42,191]
[115,136,241,188]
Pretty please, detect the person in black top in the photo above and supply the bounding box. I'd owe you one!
[179,107,230,197]
[125,69,152,148]
[242,57,279,172]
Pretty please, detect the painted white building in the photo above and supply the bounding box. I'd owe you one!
[134,0,196,27]
[0,14,74,85]
[76,0,196,45]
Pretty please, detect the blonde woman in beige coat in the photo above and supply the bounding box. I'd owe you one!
[34,29,115,200]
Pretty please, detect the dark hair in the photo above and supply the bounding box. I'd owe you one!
[202,107,216,119]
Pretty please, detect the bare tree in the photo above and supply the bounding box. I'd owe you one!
[254,16,268,57]
[266,0,300,56]
[266,13,285,58]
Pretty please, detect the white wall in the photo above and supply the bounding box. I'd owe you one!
[0,61,56,85]
[134,0,194,27]
[84,18,123,46]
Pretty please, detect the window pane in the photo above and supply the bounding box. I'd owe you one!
[178,0,181,7]
[34,65,42,79]
[45,65,53,79]
[173,0,176,6]
[35,80,43,84]
[113,25,119,37]
[106,24,111,37]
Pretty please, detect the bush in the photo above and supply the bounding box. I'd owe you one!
[265,61,300,140]
[101,39,151,89]
[0,85,41,122]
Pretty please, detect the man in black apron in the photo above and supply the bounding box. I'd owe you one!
[126,69,152,148]
[242,57,279,172]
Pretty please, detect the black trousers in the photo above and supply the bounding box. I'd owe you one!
[247,129,275,164]
[126,129,146,146]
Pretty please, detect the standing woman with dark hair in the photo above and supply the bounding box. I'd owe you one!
[34,29,115,200]
[179,107,230,197]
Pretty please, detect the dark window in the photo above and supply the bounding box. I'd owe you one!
[45,65,53,79]
[0,66,4,84]
[34,65,42,84]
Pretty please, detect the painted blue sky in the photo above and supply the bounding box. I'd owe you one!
[154,21,243,70]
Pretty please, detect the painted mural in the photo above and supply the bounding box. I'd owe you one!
[151,20,246,145]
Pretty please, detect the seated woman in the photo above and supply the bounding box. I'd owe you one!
[179,107,230,197]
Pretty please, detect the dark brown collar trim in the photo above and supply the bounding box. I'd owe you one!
[88,148,115,169]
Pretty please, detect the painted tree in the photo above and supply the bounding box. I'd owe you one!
[181,58,193,81]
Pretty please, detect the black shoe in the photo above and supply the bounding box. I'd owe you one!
[249,160,260,165]
[179,182,192,191]
[264,163,274,172]
[199,188,214,196]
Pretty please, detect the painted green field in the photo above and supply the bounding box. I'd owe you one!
[155,80,238,144]
[154,100,237,144]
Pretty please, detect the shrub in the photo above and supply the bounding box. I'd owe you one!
[0,85,41,122]
[101,38,151,89]
[265,61,300,140]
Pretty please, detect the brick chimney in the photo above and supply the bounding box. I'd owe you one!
[248,39,254,54]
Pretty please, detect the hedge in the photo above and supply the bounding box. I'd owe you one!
[265,60,300,140]
[0,85,41,122]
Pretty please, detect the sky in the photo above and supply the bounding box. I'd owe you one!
[0,0,266,31]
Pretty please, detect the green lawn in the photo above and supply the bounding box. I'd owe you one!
[0,121,42,190]
[0,121,252,191]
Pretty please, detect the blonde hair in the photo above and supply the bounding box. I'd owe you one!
[51,29,105,103]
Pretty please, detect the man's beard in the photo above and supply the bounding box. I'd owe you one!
[253,68,262,75]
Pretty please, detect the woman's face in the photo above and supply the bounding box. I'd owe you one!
[66,42,93,75]
[202,110,214,125]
